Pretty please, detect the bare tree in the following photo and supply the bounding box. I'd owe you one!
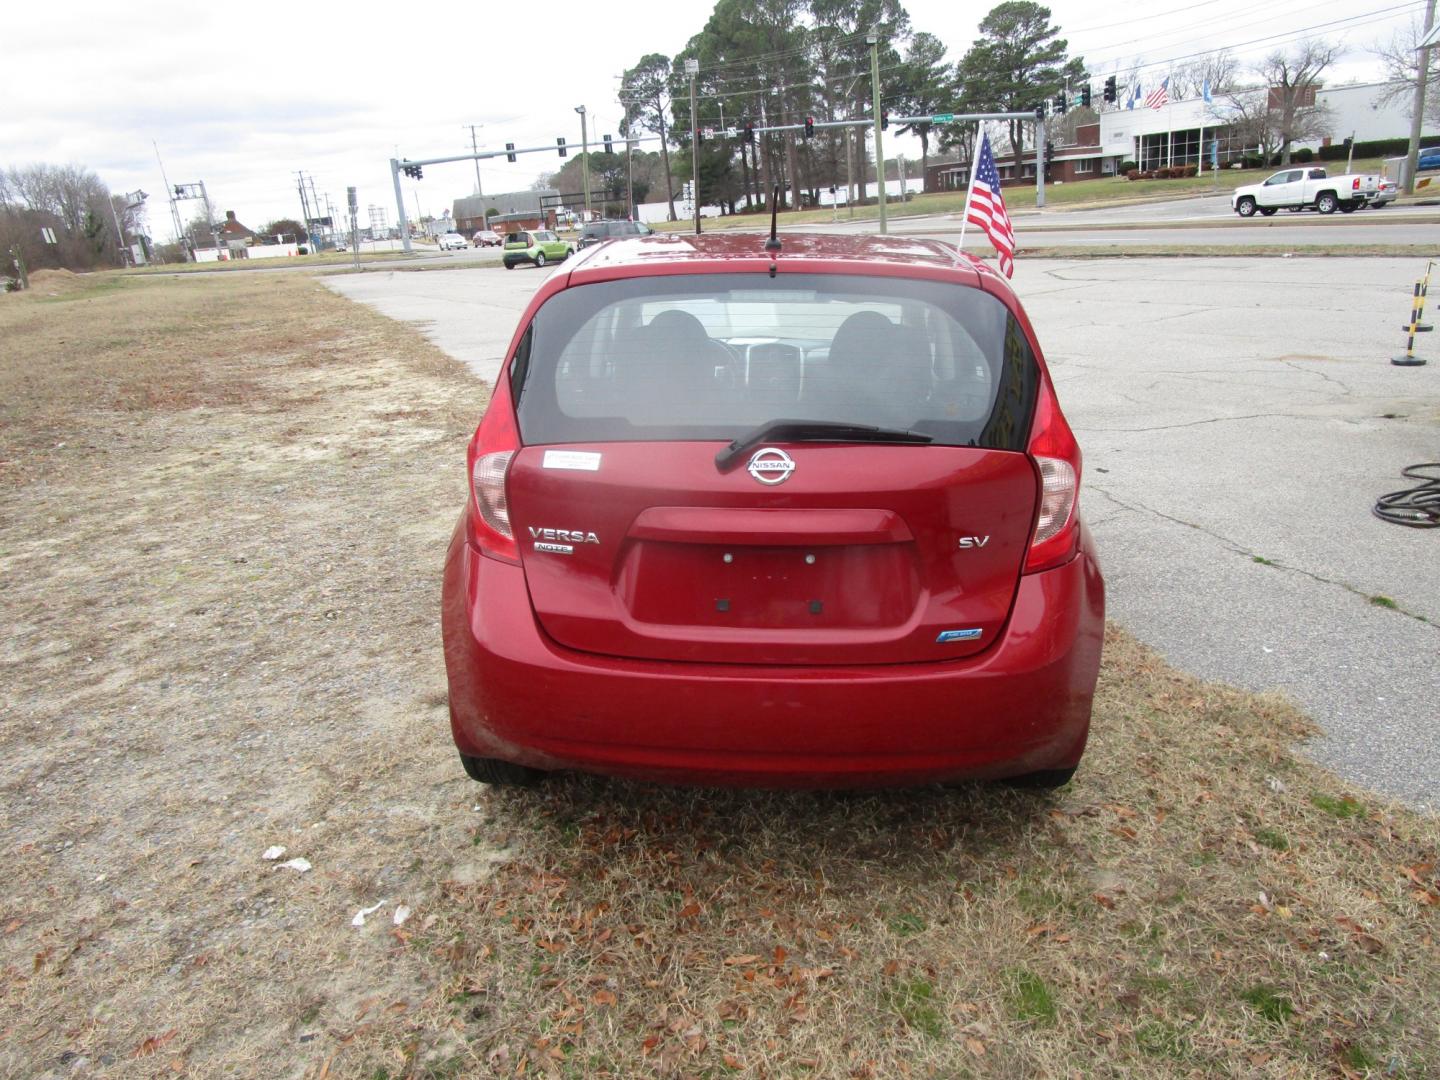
[0,163,121,271]
[1172,50,1239,99]
[1256,39,1339,164]
[1372,18,1440,127]
[1215,87,1283,163]
[620,54,680,221]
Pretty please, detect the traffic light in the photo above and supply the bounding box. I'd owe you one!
[1044,140,1054,179]
[744,121,755,144]
[1080,84,1092,109]
[400,162,423,179]
[1034,105,1044,119]
[603,133,613,153]
[804,116,814,139]
[1053,93,1066,114]
[1103,76,1117,104]
[505,142,516,162]
[880,108,889,131]
[557,137,567,158]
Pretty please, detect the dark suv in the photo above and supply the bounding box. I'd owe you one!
[577,219,654,250]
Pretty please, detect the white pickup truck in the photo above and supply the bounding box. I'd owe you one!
[1232,166,1381,217]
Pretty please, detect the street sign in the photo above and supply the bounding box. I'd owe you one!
[931,113,955,123]
[703,127,716,140]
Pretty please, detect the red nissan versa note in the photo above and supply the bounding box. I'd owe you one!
[441,232,1104,790]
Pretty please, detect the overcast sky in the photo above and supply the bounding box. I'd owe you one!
[2,0,1424,239]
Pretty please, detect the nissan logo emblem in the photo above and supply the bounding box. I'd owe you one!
[746,447,794,485]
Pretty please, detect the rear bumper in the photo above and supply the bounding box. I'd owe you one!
[441,517,1105,788]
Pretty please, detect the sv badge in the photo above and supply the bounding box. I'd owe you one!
[957,535,990,549]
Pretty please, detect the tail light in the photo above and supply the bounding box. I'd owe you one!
[1024,375,1082,574]
[1352,177,1360,191]
[467,384,521,564]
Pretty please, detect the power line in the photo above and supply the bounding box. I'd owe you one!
[1083,0,1423,69]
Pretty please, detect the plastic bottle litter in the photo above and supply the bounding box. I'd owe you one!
[393,905,412,927]
[262,846,287,861]
[275,857,312,873]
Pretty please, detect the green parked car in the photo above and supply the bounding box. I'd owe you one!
[502,230,574,269]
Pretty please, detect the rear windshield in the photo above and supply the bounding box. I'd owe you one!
[507,232,531,245]
[512,273,1038,451]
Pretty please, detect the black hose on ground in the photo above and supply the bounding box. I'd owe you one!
[1372,463,1440,528]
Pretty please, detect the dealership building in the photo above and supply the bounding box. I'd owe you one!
[925,80,1428,191]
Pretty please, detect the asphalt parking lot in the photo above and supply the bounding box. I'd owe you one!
[328,256,1439,809]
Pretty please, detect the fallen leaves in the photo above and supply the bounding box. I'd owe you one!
[132,1030,177,1057]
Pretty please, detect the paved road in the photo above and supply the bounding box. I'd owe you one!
[327,257,1439,809]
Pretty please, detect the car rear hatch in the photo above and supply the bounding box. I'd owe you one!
[505,271,1042,666]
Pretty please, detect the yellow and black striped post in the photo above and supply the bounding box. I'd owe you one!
[1409,261,1434,333]
[1393,278,1428,366]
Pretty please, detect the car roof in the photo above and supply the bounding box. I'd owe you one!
[565,231,993,288]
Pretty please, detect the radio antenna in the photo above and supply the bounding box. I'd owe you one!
[764,185,782,252]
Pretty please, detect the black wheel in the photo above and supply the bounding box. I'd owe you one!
[1236,196,1257,217]
[460,753,546,786]
[1339,201,1357,214]
[535,252,547,267]
[504,261,515,270]
[1001,766,1077,791]
[1316,192,1337,215]
[1259,207,1277,216]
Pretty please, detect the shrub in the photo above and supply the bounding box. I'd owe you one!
[1317,135,1440,161]
[1119,160,1138,173]
[1182,164,1197,177]
[1242,154,1263,169]
[1293,147,1314,163]
[1125,168,1140,181]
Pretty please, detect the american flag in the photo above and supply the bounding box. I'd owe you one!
[1145,77,1170,110]
[964,131,1015,278]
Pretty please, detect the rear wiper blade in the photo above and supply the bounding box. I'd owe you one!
[715,418,932,471]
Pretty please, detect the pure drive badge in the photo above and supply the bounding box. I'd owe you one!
[936,628,983,643]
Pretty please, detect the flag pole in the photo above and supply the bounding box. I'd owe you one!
[958,123,979,249]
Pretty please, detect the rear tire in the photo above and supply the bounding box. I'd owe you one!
[460,753,546,786]
[1001,766,1077,791]
[1236,196,1257,218]
[1339,201,1357,214]
[504,261,515,270]
[535,252,547,267]
[1316,192,1338,215]
[1259,207,1277,216]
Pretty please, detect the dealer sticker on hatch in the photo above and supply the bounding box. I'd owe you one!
[542,450,602,471]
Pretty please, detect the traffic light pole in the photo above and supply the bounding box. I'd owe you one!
[1036,117,1046,209]
[384,107,1044,250]
[390,158,411,254]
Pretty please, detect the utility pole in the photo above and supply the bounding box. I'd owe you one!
[626,137,635,221]
[465,124,485,198]
[199,181,221,260]
[867,32,887,234]
[348,186,360,271]
[153,141,189,259]
[845,125,856,218]
[295,171,313,250]
[686,58,700,234]
[1405,0,1437,194]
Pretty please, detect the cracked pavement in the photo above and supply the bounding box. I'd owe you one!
[1021,257,1438,810]
[329,255,1440,810]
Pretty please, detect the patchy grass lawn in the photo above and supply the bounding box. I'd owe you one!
[2,270,1438,1079]
[651,157,1397,233]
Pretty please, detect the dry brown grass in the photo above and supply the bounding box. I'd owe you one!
[1,272,1437,1080]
